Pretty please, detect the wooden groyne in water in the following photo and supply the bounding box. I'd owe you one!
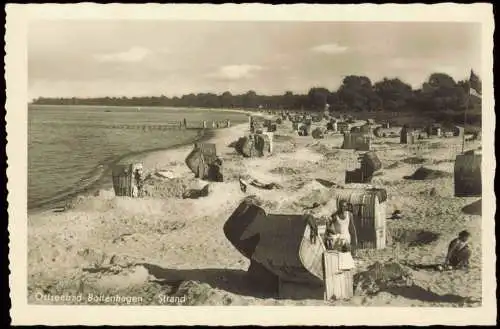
[38,119,232,131]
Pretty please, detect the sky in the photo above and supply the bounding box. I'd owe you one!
[28,21,482,99]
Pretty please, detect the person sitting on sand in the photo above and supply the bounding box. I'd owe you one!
[325,200,358,255]
[443,230,471,270]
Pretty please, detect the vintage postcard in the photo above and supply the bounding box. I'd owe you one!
[6,3,496,326]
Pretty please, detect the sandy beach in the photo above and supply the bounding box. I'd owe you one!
[27,117,482,307]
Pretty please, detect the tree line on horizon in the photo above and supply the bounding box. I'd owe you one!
[32,72,481,125]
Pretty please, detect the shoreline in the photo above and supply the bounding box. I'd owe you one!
[28,108,260,215]
[28,127,218,215]
[28,107,263,215]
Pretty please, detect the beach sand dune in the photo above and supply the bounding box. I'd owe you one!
[28,117,482,307]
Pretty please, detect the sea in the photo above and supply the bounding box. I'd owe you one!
[28,105,248,212]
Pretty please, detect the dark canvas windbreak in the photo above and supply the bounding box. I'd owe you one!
[345,152,382,184]
[235,136,254,158]
[454,152,482,197]
[345,159,382,184]
[362,152,382,171]
[223,198,325,285]
[254,134,270,156]
[223,199,266,259]
[235,134,271,157]
[360,152,382,180]
[185,143,220,180]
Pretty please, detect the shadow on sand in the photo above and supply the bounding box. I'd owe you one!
[315,178,339,188]
[382,285,477,304]
[462,199,482,216]
[136,263,477,305]
[140,263,278,299]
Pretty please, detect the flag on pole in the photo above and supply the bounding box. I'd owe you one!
[469,70,482,98]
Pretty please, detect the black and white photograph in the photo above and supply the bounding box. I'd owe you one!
[6,3,496,326]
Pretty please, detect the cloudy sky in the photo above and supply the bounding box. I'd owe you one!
[28,21,481,99]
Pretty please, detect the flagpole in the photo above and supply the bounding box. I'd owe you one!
[462,86,469,154]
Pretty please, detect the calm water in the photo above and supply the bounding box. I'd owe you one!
[28,105,247,211]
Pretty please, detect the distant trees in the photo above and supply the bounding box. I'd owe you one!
[32,71,481,125]
[307,87,330,111]
[243,90,259,109]
[195,93,220,108]
[282,91,295,110]
[336,76,381,112]
[416,73,468,113]
[373,77,414,113]
[220,91,233,108]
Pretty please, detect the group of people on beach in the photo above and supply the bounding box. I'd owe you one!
[309,199,471,271]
